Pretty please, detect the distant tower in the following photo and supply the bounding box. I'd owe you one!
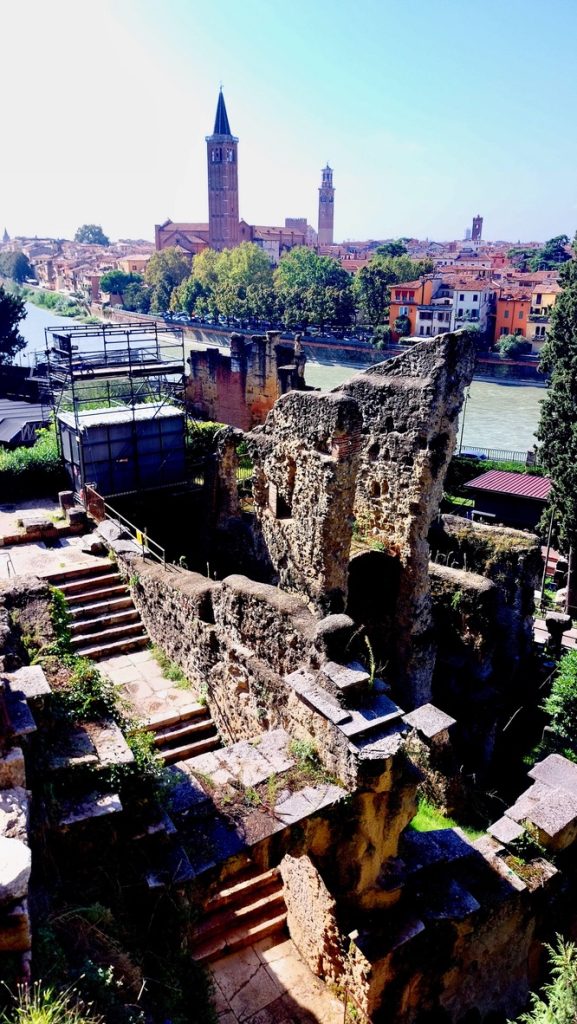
[2,228,9,244]
[472,215,483,241]
[318,164,335,245]
[206,89,239,251]
[464,227,471,241]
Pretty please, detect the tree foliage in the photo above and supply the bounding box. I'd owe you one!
[99,270,142,296]
[0,285,26,365]
[353,253,433,327]
[74,224,110,246]
[0,251,34,283]
[394,313,411,337]
[122,281,151,313]
[375,239,409,258]
[498,334,532,359]
[144,248,192,312]
[537,255,577,555]
[274,246,354,328]
[509,236,571,273]
[536,648,577,762]
[511,936,577,1023]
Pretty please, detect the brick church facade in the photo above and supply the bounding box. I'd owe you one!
[154,91,321,262]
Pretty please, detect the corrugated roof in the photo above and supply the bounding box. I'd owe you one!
[465,469,551,501]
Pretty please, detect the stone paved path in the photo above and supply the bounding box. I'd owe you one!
[210,936,345,1024]
[98,648,198,723]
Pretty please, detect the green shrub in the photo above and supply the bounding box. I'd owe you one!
[511,935,577,1022]
[0,981,102,1024]
[56,659,121,723]
[186,421,226,459]
[534,648,577,763]
[0,423,67,499]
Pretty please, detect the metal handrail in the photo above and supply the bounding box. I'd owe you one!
[82,486,168,568]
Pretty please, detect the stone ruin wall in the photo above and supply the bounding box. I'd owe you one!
[186,331,307,431]
[245,332,475,706]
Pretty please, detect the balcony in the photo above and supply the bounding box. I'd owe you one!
[528,314,550,323]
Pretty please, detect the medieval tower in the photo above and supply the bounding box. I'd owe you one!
[317,164,335,245]
[206,89,240,251]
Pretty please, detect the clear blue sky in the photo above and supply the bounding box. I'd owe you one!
[3,0,576,243]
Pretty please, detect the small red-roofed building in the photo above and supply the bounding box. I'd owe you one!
[465,469,551,529]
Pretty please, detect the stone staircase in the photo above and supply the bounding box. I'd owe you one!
[145,705,221,765]
[47,563,148,660]
[189,865,287,963]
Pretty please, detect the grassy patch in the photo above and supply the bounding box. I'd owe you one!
[410,797,484,840]
[151,645,192,688]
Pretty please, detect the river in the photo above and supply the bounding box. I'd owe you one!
[17,302,544,452]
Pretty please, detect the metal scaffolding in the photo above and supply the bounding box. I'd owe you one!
[42,321,197,498]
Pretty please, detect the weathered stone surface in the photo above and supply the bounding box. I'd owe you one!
[6,665,51,704]
[488,816,525,845]
[0,787,29,843]
[337,693,404,739]
[0,898,31,952]
[402,703,456,740]
[525,788,577,850]
[5,692,36,738]
[83,720,134,767]
[313,614,355,661]
[274,784,345,826]
[46,725,98,772]
[58,792,123,827]
[528,753,577,796]
[0,747,25,790]
[280,854,344,980]
[320,660,370,700]
[286,669,351,726]
[0,837,31,905]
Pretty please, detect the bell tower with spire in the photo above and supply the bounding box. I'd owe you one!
[206,89,240,251]
[318,164,335,245]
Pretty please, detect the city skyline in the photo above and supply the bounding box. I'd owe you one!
[3,0,577,244]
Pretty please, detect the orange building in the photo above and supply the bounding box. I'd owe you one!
[388,278,436,338]
[494,291,531,340]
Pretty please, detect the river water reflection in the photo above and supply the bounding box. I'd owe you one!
[17,304,544,453]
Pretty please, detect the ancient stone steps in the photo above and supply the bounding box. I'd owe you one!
[153,717,218,749]
[74,635,149,660]
[47,562,112,586]
[71,621,147,652]
[69,609,140,636]
[70,595,134,619]
[159,734,221,766]
[206,867,280,912]
[144,702,209,732]
[51,564,149,660]
[65,583,130,607]
[56,571,124,597]
[190,865,287,963]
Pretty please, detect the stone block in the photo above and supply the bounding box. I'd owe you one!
[525,788,577,850]
[274,783,344,826]
[0,898,30,952]
[6,665,51,706]
[337,692,404,739]
[314,614,356,661]
[286,669,351,726]
[488,816,525,845]
[46,725,98,772]
[528,753,577,798]
[58,490,75,510]
[58,792,123,827]
[321,661,370,702]
[0,787,29,843]
[0,837,31,906]
[83,720,134,768]
[67,508,86,527]
[0,748,26,789]
[402,703,456,741]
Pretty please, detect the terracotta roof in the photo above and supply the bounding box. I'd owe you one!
[465,470,551,501]
[392,280,424,290]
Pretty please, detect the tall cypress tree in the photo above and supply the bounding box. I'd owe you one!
[537,251,577,606]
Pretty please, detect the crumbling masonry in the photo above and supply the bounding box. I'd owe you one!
[2,332,569,1024]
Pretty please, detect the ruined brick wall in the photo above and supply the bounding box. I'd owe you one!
[186,331,305,431]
